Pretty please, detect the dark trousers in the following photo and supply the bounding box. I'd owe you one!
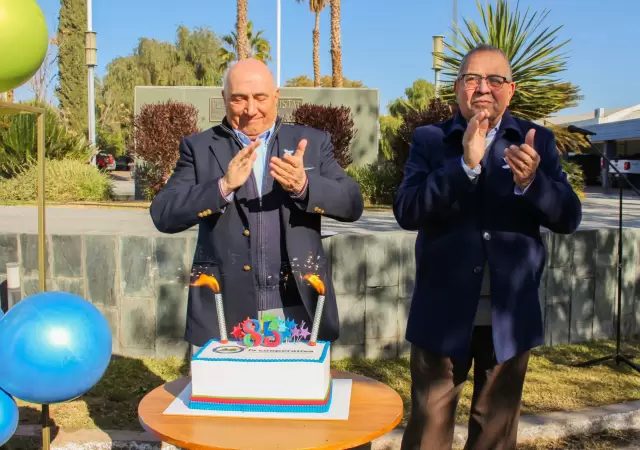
[401,327,530,450]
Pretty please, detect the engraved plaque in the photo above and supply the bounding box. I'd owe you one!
[209,97,304,123]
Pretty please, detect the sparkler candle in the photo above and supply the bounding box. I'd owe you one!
[190,273,228,343]
[303,273,326,346]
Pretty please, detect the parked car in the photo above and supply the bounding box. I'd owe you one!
[95,152,116,171]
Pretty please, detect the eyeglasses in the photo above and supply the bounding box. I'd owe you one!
[458,73,510,89]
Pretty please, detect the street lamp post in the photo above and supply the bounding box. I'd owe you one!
[86,0,97,146]
[276,0,281,87]
[432,35,444,97]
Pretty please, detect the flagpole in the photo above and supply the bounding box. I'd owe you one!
[276,0,281,87]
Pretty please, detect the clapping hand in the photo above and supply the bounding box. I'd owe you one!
[462,110,491,169]
[270,139,308,195]
[504,128,540,189]
[220,140,261,195]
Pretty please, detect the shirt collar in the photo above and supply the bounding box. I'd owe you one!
[232,122,276,146]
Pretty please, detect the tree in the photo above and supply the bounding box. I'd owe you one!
[99,26,225,155]
[56,0,88,136]
[329,0,343,87]
[438,0,581,121]
[387,78,436,118]
[295,0,329,87]
[285,74,364,87]
[219,21,272,70]
[28,36,59,105]
[236,0,249,60]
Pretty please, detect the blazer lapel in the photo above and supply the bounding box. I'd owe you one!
[209,129,236,175]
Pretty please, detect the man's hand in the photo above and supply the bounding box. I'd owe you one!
[270,138,308,195]
[220,140,261,195]
[504,128,540,189]
[462,110,491,169]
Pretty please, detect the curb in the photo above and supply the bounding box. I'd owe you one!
[10,400,640,449]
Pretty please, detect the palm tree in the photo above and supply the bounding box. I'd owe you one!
[329,0,342,87]
[296,0,329,87]
[236,0,249,60]
[219,21,272,70]
[438,0,582,122]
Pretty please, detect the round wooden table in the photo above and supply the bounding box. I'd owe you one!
[138,370,404,450]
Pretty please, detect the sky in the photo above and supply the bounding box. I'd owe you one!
[15,0,640,118]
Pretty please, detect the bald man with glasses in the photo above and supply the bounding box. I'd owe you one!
[394,44,582,449]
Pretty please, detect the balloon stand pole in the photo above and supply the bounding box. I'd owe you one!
[41,404,50,450]
[0,102,47,293]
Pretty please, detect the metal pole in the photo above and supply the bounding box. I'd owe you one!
[453,0,458,41]
[37,112,46,293]
[87,0,96,145]
[37,108,50,450]
[276,0,281,87]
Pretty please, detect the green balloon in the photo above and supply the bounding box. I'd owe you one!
[0,0,49,93]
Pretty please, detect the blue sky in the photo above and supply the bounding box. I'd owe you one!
[16,0,640,117]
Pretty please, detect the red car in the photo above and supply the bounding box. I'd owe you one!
[95,152,116,171]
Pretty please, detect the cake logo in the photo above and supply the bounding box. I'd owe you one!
[212,345,245,354]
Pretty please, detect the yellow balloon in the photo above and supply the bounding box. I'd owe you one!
[0,0,49,93]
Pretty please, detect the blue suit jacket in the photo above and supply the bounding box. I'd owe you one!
[393,109,582,363]
[149,117,364,347]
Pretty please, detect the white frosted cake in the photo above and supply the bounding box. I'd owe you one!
[189,319,332,413]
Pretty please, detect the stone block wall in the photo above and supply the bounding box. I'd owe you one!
[0,229,639,360]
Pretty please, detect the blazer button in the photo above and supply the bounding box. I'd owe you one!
[483,231,491,241]
[243,265,251,271]
[243,229,250,237]
[473,266,482,274]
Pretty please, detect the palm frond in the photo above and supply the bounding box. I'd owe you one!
[438,0,580,121]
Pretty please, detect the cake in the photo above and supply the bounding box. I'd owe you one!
[189,315,333,413]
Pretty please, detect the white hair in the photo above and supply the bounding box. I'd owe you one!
[222,61,239,98]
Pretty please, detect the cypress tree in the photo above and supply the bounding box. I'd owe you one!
[56,0,88,135]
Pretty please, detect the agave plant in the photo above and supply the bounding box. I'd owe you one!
[0,102,92,177]
[438,0,582,122]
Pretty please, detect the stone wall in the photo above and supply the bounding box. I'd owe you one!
[1,229,639,360]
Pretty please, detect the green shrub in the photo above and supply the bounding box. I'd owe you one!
[561,158,585,199]
[0,102,92,177]
[0,158,113,203]
[292,103,357,168]
[346,161,400,206]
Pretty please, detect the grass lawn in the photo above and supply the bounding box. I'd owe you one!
[13,340,640,433]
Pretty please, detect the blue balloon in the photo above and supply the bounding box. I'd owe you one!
[0,291,112,404]
[0,388,18,446]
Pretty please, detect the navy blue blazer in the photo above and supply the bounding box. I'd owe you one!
[393,109,582,363]
[150,117,364,347]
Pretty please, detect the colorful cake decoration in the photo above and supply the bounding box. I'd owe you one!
[191,271,327,348]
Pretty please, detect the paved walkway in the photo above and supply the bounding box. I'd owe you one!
[9,400,640,449]
[0,190,639,236]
